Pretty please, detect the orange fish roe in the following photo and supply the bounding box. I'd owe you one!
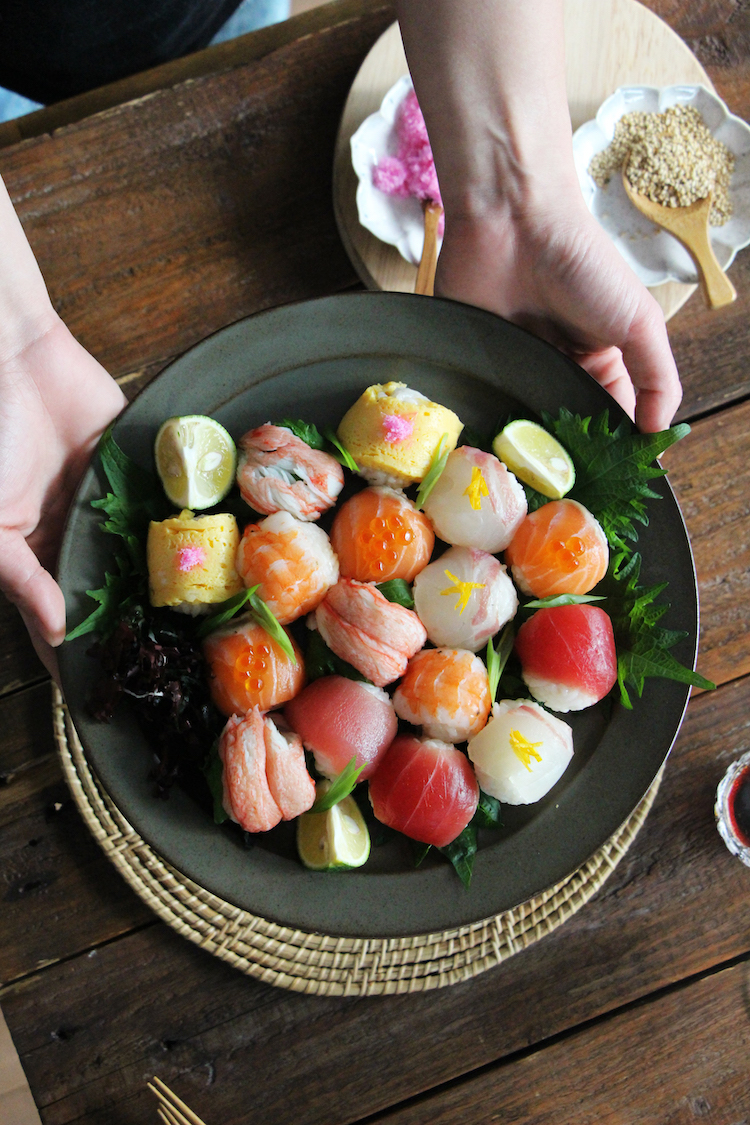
[330,486,434,583]
[203,614,305,716]
[504,499,608,598]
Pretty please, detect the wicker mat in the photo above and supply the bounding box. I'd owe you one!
[53,686,662,997]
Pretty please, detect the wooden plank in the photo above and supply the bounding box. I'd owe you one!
[373,961,750,1124]
[3,675,750,1123]
[0,682,55,782]
[661,400,750,688]
[0,600,46,698]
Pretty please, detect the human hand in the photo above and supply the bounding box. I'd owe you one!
[435,192,682,433]
[0,178,126,675]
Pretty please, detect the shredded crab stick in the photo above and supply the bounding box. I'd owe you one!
[505,498,608,598]
[285,676,398,780]
[467,699,574,805]
[413,545,518,652]
[393,648,492,743]
[219,708,315,833]
[314,578,427,687]
[422,446,527,553]
[203,613,305,716]
[236,423,344,521]
[330,486,434,583]
[236,510,339,624]
[369,735,479,847]
[515,604,618,712]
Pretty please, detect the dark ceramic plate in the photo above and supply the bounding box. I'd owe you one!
[58,293,697,938]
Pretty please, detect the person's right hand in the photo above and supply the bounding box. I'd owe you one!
[0,177,126,675]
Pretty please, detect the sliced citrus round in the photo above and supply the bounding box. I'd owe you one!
[493,419,575,500]
[297,787,370,871]
[155,415,236,509]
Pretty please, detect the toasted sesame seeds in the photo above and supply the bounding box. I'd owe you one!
[589,104,735,226]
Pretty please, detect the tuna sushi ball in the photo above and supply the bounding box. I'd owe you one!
[413,546,518,651]
[285,675,398,780]
[236,510,339,624]
[330,486,434,583]
[422,446,527,552]
[369,735,479,847]
[505,499,608,598]
[393,648,491,743]
[515,604,618,712]
[467,699,574,805]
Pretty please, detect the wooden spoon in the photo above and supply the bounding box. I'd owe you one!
[622,168,736,309]
[414,200,443,296]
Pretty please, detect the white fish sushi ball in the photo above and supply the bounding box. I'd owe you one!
[422,446,527,552]
[467,699,574,804]
[413,546,518,652]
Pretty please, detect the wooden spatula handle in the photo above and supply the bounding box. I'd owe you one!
[415,202,442,296]
[689,226,737,309]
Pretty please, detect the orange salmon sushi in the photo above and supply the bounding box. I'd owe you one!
[393,648,491,743]
[330,486,434,583]
[504,499,608,598]
[203,613,305,716]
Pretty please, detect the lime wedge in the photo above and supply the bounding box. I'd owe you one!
[155,415,236,510]
[297,786,370,871]
[493,419,575,499]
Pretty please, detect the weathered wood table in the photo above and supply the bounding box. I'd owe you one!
[2,1,750,1121]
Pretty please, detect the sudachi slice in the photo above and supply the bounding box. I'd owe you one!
[330,486,434,582]
[505,499,608,598]
[515,604,618,712]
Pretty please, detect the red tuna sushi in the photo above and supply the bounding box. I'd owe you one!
[369,735,479,847]
[515,603,618,712]
[285,675,398,780]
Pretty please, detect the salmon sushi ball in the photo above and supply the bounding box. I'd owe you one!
[236,510,339,624]
[393,648,491,743]
[203,613,305,716]
[515,604,618,712]
[422,446,527,552]
[505,499,608,598]
[330,486,434,583]
[412,546,518,652]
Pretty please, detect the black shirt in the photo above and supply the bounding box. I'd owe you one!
[0,0,243,103]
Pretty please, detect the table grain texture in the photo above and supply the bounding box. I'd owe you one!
[1,1,749,1122]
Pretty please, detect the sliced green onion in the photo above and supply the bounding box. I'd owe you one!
[323,426,359,472]
[195,586,259,640]
[524,593,606,609]
[415,433,450,510]
[486,622,515,700]
[248,593,296,663]
[310,756,365,812]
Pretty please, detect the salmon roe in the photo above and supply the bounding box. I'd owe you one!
[203,623,305,716]
[330,488,434,583]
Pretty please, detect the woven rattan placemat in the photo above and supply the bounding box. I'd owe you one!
[53,687,662,996]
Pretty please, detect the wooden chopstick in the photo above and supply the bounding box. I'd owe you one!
[148,1076,209,1125]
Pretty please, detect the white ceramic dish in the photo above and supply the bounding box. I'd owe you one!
[350,74,441,267]
[572,84,750,287]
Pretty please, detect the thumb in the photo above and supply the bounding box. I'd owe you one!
[0,527,66,647]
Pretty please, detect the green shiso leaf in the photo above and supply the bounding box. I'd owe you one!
[415,432,451,510]
[202,741,228,825]
[486,623,515,701]
[277,418,326,449]
[322,426,359,472]
[305,629,369,683]
[195,586,259,641]
[523,593,606,609]
[439,824,477,889]
[311,757,365,812]
[376,579,414,609]
[473,790,503,830]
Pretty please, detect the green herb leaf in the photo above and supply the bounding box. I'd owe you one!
[486,623,515,701]
[277,419,326,450]
[523,593,606,609]
[65,555,144,641]
[202,741,228,825]
[415,433,451,510]
[439,824,477,888]
[195,586,259,641]
[412,841,432,867]
[376,579,414,609]
[473,790,503,830]
[322,426,359,472]
[311,757,365,812]
[248,594,296,663]
[305,629,369,683]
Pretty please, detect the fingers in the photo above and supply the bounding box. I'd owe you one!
[0,527,66,647]
[618,295,683,433]
[574,347,636,421]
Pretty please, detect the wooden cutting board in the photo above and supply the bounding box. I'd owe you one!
[333,0,715,320]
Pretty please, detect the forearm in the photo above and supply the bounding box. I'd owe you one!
[0,175,58,364]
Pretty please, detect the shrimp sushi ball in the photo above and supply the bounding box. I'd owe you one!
[330,486,434,583]
[393,648,491,743]
[285,676,398,780]
[236,510,339,624]
[505,499,608,598]
[422,446,527,552]
[515,604,618,712]
[412,546,518,651]
[369,735,479,847]
[467,699,574,805]
[236,423,344,521]
[314,578,427,687]
[203,613,305,716]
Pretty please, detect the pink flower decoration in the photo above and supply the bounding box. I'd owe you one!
[382,414,414,443]
[177,546,206,572]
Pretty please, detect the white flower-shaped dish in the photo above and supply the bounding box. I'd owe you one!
[350,74,440,268]
[572,85,750,287]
